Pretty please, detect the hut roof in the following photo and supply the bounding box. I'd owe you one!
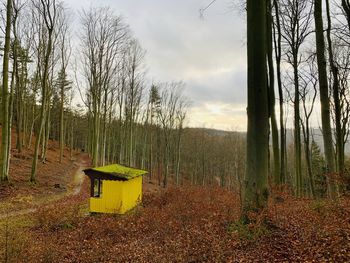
[83,164,147,181]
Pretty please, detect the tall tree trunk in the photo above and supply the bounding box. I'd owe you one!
[175,124,183,185]
[0,0,12,182]
[157,126,162,186]
[101,89,108,166]
[293,57,302,197]
[92,102,100,166]
[31,1,55,181]
[7,61,15,176]
[273,0,286,184]
[41,100,51,162]
[314,0,337,198]
[325,0,343,174]
[301,122,316,198]
[28,104,37,149]
[149,109,153,182]
[59,80,64,163]
[13,14,23,154]
[21,62,28,148]
[342,0,350,31]
[163,133,169,188]
[70,114,74,160]
[267,0,280,185]
[243,0,269,219]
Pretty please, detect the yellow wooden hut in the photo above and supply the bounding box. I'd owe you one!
[83,164,147,214]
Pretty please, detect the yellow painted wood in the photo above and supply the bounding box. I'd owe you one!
[89,177,142,214]
[121,176,142,213]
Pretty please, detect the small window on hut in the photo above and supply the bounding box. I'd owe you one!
[93,179,102,198]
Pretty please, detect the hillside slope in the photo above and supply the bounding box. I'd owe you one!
[9,186,350,262]
[0,130,83,213]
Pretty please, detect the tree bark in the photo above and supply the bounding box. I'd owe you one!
[243,0,269,219]
[267,0,280,185]
[325,0,343,174]
[0,0,13,182]
[31,0,56,182]
[273,0,286,184]
[314,0,337,198]
[293,56,302,197]
[342,0,350,31]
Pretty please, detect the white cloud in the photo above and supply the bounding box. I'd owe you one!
[67,0,247,131]
[189,102,246,131]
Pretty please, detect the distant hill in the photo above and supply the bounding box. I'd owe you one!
[274,128,350,154]
[285,128,350,154]
[186,127,350,154]
[185,127,246,137]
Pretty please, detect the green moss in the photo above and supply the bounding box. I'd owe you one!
[92,164,147,180]
[227,220,270,241]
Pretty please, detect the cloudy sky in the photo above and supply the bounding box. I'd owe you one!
[68,0,247,131]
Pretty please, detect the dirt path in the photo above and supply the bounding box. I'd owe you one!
[72,165,85,196]
[0,156,89,220]
[72,155,90,196]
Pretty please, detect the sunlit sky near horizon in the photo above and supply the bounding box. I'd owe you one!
[68,0,248,131]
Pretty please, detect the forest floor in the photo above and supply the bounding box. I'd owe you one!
[0,131,85,217]
[1,134,350,262]
[1,182,350,262]
[0,154,88,220]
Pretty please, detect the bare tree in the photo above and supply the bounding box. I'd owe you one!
[314,0,337,197]
[0,0,13,181]
[56,5,72,163]
[30,0,58,182]
[280,0,312,196]
[124,39,145,166]
[157,82,186,187]
[299,59,318,198]
[267,0,280,185]
[80,7,128,166]
[272,0,287,184]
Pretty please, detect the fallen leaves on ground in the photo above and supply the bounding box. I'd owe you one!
[6,184,350,262]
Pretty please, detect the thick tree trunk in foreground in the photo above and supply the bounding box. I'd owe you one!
[314,0,337,198]
[243,0,269,219]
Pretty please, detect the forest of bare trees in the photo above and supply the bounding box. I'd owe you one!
[0,0,350,220]
[2,1,350,261]
[0,0,249,192]
[244,0,350,217]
